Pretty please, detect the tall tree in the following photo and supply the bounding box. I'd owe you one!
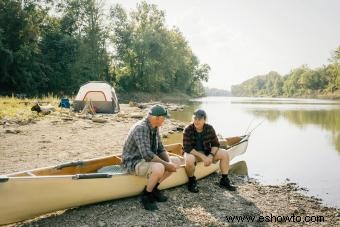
[0,0,49,94]
[110,1,209,95]
[59,0,111,88]
[326,46,340,92]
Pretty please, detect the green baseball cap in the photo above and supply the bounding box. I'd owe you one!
[149,104,170,118]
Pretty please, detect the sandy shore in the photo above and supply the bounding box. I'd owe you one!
[1,104,339,226]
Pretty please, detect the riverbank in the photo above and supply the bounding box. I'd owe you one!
[315,89,340,100]
[232,89,340,100]
[0,103,339,226]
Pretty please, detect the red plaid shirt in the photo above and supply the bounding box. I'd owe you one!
[183,123,220,155]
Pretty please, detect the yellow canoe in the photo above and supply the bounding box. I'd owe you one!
[0,135,249,225]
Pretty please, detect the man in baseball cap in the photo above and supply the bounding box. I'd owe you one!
[122,104,179,211]
[183,109,236,193]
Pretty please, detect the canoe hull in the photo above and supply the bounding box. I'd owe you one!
[0,164,217,224]
[0,135,249,225]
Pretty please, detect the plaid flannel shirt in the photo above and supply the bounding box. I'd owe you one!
[183,123,220,155]
[122,117,166,172]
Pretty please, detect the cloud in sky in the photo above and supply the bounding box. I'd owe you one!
[109,0,340,90]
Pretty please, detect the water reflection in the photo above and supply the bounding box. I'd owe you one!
[168,97,340,153]
[246,109,340,152]
[169,102,201,122]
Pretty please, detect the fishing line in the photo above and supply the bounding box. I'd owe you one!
[244,118,255,135]
[247,119,265,135]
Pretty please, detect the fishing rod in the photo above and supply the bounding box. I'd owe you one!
[246,119,265,135]
[243,118,255,135]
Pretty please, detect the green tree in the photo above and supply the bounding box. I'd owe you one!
[265,71,283,96]
[39,16,79,94]
[326,46,340,92]
[0,0,49,94]
[110,1,209,95]
[0,0,208,97]
[59,0,111,89]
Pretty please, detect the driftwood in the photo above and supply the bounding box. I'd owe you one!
[31,103,55,115]
[92,117,107,123]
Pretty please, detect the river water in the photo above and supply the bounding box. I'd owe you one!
[166,96,340,208]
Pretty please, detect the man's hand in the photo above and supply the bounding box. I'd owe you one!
[165,162,177,172]
[172,161,181,169]
[203,155,212,167]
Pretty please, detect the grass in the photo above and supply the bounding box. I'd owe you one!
[0,95,61,121]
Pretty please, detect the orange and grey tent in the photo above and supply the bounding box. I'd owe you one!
[73,81,120,113]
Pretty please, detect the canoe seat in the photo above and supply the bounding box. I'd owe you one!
[97,165,126,174]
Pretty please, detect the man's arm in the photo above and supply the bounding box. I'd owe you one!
[183,126,194,153]
[190,149,213,167]
[134,128,176,172]
[208,125,220,160]
[158,150,170,162]
[210,126,220,148]
[150,154,176,172]
[156,130,167,155]
[190,149,207,159]
[211,146,219,156]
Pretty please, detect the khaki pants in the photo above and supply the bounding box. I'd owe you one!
[135,156,179,176]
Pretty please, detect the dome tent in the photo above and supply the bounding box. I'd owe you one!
[73,81,120,113]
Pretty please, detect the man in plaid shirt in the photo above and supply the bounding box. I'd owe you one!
[122,104,180,211]
[183,109,236,193]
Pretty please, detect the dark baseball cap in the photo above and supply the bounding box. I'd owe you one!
[149,104,170,118]
[193,109,207,119]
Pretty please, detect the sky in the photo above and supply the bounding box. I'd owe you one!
[108,0,340,90]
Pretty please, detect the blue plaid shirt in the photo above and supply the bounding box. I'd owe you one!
[122,117,166,172]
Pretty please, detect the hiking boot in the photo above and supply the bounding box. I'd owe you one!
[140,188,158,211]
[152,187,168,202]
[188,176,199,193]
[219,177,237,191]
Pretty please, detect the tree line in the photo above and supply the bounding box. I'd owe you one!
[0,0,209,96]
[231,47,340,97]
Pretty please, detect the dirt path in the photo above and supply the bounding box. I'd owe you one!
[1,104,339,226]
